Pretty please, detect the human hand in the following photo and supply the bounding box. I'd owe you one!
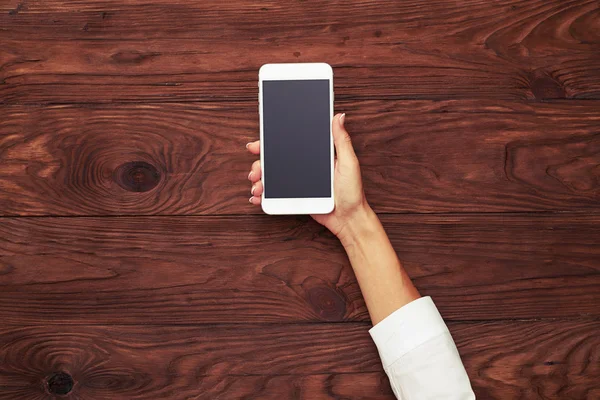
[246,113,372,241]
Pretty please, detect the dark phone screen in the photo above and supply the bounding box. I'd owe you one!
[262,79,331,198]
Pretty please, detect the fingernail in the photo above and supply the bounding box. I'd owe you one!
[251,185,256,195]
[245,142,252,149]
[248,171,253,180]
[249,197,254,203]
[339,113,346,127]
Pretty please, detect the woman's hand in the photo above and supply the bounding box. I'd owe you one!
[246,113,372,241]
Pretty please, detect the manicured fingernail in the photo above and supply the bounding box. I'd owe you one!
[249,197,254,203]
[251,185,256,195]
[339,113,346,127]
[248,171,253,180]
[245,142,251,149]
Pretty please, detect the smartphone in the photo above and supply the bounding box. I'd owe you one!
[258,63,335,215]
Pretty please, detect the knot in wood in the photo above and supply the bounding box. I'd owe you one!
[307,286,346,321]
[114,161,161,192]
[47,372,74,395]
[530,69,566,100]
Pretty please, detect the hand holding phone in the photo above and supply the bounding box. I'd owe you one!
[248,113,370,240]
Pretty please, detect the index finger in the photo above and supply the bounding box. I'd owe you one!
[246,140,260,155]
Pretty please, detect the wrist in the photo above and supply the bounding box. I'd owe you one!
[337,203,381,249]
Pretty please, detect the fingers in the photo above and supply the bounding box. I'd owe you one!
[248,160,261,183]
[246,140,261,205]
[332,113,357,161]
[249,195,262,205]
[249,180,263,205]
[246,140,260,155]
[246,141,262,205]
[251,180,263,197]
[249,184,262,205]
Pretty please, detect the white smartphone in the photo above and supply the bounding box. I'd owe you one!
[258,63,335,215]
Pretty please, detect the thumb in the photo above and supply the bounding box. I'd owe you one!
[332,113,357,160]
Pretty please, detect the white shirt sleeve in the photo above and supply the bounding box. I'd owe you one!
[369,296,475,400]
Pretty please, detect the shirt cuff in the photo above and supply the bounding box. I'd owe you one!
[369,296,450,369]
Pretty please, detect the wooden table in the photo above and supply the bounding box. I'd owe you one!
[1,1,599,399]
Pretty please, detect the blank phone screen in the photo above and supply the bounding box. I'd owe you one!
[262,79,331,198]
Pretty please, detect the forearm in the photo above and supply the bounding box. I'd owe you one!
[339,205,420,325]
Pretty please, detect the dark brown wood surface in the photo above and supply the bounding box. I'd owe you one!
[1,214,599,324]
[2,100,599,216]
[1,0,599,398]
[1,321,598,400]
[1,0,600,103]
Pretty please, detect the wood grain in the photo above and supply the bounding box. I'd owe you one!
[1,0,599,103]
[2,373,395,400]
[1,214,598,325]
[1,100,599,216]
[2,1,599,399]
[0,321,598,399]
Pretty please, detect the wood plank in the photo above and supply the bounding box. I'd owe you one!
[1,0,599,103]
[1,100,599,216]
[0,321,598,399]
[1,373,395,400]
[1,214,598,324]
